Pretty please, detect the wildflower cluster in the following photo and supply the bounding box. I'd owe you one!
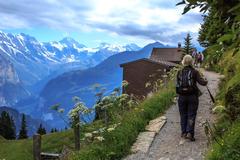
[83,123,121,143]
[94,89,137,127]
[68,96,93,126]
[94,95,115,110]
[145,67,179,93]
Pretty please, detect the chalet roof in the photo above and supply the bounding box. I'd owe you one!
[150,48,183,62]
[120,58,177,67]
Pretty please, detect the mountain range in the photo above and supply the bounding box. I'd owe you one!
[0,30,170,128]
[0,30,140,107]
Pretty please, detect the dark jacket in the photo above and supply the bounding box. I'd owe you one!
[177,66,208,95]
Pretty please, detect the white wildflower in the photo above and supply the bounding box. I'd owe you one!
[122,80,129,87]
[107,127,115,132]
[98,127,106,133]
[92,130,99,134]
[95,136,105,142]
[84,133,93,138]
[145,82,151,88]
[102,96,111,102]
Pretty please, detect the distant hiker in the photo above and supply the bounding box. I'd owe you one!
[176,55,208,141]
[200,52,204,62]
[191,48,197,58]
[196,52,203,68]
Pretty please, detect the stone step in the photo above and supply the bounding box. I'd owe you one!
[131,116,167,154]
[146,116,167,133]
[131,131,156,153]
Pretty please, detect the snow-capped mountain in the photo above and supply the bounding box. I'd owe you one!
[0,31,140,86]
[44,38,89,63]
[0,31,60,88]
[0,30,141,106]
[96,42,140,53]
[86,43,141,65]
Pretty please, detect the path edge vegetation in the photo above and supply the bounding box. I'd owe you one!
[178,0,240,159]
[71,82,176,160]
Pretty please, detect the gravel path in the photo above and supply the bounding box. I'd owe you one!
[124,71,222,160]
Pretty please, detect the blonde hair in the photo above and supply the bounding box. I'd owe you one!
[182,54,193,66]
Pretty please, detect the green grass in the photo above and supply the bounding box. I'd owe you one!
[0,138,33,160]
[0,130,74,160]
[206,121,240,160]
[0,135,6,142]
[0,82,175,160]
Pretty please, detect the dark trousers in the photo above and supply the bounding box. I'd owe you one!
[178,94,199,137]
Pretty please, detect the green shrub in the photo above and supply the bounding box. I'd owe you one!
[207,121,240,160]
[205,48,240,160]
[221,50,240,121]
[225,73,240,121]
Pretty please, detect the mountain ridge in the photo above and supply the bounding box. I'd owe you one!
[0,30,140,107]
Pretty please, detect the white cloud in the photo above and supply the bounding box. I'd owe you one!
[0,0,203,44]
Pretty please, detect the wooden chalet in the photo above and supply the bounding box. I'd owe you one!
[120,44,183,98]
[150,48,183,64]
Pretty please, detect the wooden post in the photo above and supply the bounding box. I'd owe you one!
[74,115,80,150]
[33,134,41,160]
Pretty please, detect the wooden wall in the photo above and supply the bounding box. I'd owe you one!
[122,60,169,99]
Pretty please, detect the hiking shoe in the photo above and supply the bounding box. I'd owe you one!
[186,133,195,141]
[190,137,196,141]
[181,133,187,138]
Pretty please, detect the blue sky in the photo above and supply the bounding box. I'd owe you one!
[0,0,203,48]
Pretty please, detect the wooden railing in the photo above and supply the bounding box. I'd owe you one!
[33,134,68,160]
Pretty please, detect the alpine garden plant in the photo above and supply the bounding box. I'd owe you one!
[93,80,138,127]
[51,97,93,150]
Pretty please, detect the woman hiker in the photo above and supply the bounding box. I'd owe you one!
[176,55,208,141]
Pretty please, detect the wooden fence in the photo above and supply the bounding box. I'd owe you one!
[33,134,69,160]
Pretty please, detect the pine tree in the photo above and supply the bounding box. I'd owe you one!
[183,33,194,55]
[9,117,16,139]
[37,123,46,135]
[0,111,16,140]
[18,114,28,139]
[50,128,54,133]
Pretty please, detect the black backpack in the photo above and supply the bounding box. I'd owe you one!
[176,68,195,94]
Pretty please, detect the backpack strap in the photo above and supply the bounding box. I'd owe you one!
[187,69,193,86]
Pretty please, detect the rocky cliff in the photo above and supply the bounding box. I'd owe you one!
[0,54,29,106]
